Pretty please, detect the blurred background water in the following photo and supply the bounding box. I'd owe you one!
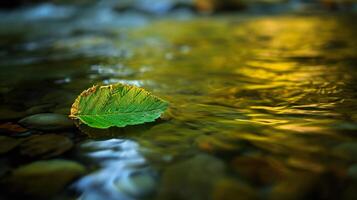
[0,0,357,200]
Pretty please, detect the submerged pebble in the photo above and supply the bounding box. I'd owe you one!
[0,122,28,135]
[269,172,318,200]
[2,159,85,198]
[41,91,77,107]
[332,142,357,161]
[270,170,346,200]
[158,154,225,200]
[19,113,74,131]
[115,172,157,198]
[19,134,73,159]
[231,155,287,186]
[195,135,241,154]
[348,164,357,180]
[342,180,357,200]
[286,157,325,173]
[0,107,25,120]
[53,107,71,115]
[0,136,22,154]
[25,104,54,115]
[0,160,11,178]
[213,178,258,200]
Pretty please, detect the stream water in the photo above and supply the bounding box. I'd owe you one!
[0,4,357,200]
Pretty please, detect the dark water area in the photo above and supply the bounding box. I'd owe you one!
[0,3,357,200]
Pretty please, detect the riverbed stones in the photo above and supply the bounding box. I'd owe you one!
[213,178,258,200]
[25,104,54,115]
[116,172,157,198]
[269,172,318,200]
[347,164,357,180]
[19,134,73,159]
[270,170,346,200]
[195,135,239,154]
[286,156,325,173]
[342,182,357,200]
[332,142,357,161]
[41,90,76,108]
[53,107,71,115]
[0,122,32,138]
[231,155,287,186]
[0,136,22,154]
[158,154,225,200]
[3,159,85,198]
[19,113,74,131]
[0,107,25,120]
[0,122,27,135]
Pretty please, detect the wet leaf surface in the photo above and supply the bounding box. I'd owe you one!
[70,83,169,129]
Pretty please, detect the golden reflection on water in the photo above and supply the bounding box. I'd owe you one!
[67,15,357,199]
[106,15,357,168]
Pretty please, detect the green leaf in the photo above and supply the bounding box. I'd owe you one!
[69,83,168,129]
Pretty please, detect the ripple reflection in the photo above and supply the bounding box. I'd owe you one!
[75,139,156,200]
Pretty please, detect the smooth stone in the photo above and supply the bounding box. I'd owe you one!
[53,107,71,115]
[0,86,12,94]
[158,154,225,200]
[3,159,85,198]
[0,107,26,120]
[11,131,33,138]
[231,155,287,186]
[195,135,240,154]
[332,142,357,161]
[115,173,157,198]
[342,181,357,200]
[0,122,28,134]
[0,136,22,154]
[347,164,357,179]
[25,104,54,115]
[286,157,325,173]
[270,172,317,200]
[19,134,73,159]
[42,91,76,108]
[19,113,74,131]
[0,159,11,178]
[270,170,344,200]
[213,178,258,200]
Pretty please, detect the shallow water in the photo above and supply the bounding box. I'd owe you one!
[1,8,357,200]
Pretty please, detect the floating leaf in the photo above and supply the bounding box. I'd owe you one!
[69,84,168,129]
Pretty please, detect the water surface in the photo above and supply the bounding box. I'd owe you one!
[1,10,357,200]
